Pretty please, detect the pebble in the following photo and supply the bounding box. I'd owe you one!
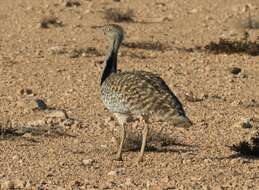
[48,46,65,55]
[234,118,253,128]
[82,159,94,166]
[46,110,68,119]
[240,118,253,129]
[125,178,133,186]
[20,89,33,96]
[13,179,26,188]
[108,170,117,176]
[64,0,81,7]
[107,168,125,176]
[1,180,15,190]
[189,8,198,14]
[34,99,48,110]
[230,67,241,75]
[161,175,170,183]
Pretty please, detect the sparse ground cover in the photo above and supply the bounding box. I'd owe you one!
[0,0,259,189]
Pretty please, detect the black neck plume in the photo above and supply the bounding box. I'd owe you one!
[100,48,117,85]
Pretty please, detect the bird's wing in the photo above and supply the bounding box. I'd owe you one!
[101,71,186,118]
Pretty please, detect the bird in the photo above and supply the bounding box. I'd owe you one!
[97,24,192,162]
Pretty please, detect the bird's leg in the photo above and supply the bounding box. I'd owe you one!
[138,119,149,162]
[113,113,128,161]
[114,124,125,161]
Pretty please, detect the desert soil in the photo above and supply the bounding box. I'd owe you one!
[0,0,259,189]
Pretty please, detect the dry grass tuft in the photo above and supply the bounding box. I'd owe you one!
[39,16,63,28]
[64,0,81,7]
[122,41,168,51]
[104,8,134,23]
[230,133,259,157]
[69,47,102,58]
[178,34,259,56]
[204,38,259,56]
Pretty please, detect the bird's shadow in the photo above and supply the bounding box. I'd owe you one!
[122,130,197,153]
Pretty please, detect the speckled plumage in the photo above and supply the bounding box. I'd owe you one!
[101,70,190,126]
[98,24,192,162]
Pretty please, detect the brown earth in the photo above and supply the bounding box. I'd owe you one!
[0,0,259,189]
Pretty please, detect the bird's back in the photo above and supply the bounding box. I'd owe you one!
[101,71,191,127]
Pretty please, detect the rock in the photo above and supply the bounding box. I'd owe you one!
[56,186,66,190]
[189,8,198,14]
[46,110,68,119]
[230,67,241,75]
[1,180,15,190]
[12,155,20,160]
[125,178,133,186]
[185,91,203,102]
[70,180,81,190]
[234,118,253,128]
[20,89,33,96]
[64,0,81,7]
[161,175,170,183]
[82,159,94,166]
[108,170,117,176]
[108,168,125,176]
[24,180,33,188]
[240,118,253,128]
[13,179,26,188]
[34,99,48,110]
[48,46,65,55]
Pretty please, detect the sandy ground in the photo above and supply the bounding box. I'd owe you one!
[0,0,259,189]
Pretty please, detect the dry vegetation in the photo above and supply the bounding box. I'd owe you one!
[230,132,259,157]
[0,0,259,189]
[104,8,135,22]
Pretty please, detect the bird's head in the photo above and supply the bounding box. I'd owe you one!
[93,24,124,49]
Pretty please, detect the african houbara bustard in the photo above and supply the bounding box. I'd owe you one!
[97,24,192,162]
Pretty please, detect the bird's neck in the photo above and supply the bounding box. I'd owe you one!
[101,39,120,85]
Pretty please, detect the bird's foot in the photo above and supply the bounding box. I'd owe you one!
[113,154,123,161]
[137,155,144,163]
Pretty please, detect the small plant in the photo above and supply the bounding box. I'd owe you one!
[230,132,259,157]
[64,0,81,7]
[39,16,63,28]
[122,41,168,51]
[69,47,102,58]
[104,8,134,23]
[178,32,259,56]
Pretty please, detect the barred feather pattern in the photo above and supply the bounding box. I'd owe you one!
[101,70,192,127]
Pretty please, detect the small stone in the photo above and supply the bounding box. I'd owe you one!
[64,0,81,7]
[108,170,117,176]
[22,133,33,138]
[13,179,26,188]
[189,8,198,14]
[56,186,66,190]
[34,99,48,110]
[46,110,68,119]
[241,118,253,128]
[125,178,133,186]
[25,180,33,188]
[48,46,65,55]
[161,175,170,183]
[230,67,241,75]
[12,155,19,160]
[1,180,15,190]
[20,89,33,96]
[82,159,94,166]
[234,118,253,128]
[108,168,125,176]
